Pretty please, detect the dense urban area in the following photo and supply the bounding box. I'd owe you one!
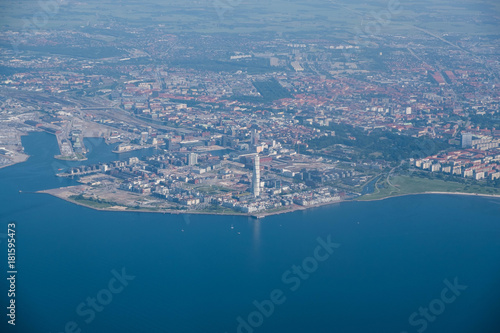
[1,1,499,216]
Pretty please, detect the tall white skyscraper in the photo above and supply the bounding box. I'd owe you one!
[188,152,198,166]
[252,154,260,198]
[462,133,473,148]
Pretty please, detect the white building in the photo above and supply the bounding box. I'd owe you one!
[188,153,198,166]
[252,154,261,198]
[461,133,473,148]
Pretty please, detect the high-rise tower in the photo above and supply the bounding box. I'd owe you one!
[252,154,260,198]
[188,152,198,166]
[250,129,259,146]
[461,133,473,148]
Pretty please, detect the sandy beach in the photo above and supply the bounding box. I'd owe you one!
[357,191,500,202]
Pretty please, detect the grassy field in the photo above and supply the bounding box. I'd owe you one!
[195,185,233,195]
[253,79,292,101]
[359,175,500,201]
[69,194,117,209]
[198,205,242,215]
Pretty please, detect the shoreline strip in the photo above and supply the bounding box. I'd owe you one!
[36,189,500,219]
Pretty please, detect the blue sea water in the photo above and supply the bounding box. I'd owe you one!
[1,131,499,333]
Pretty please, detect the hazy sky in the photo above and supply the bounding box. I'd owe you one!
[1,0,499,36]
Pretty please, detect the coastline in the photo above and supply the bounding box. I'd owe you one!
[36,187,500,219]
[357,191,500,202]
[0,153,29,169]
[36,187,342,218]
